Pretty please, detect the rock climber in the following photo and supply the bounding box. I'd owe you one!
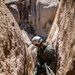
[32,36,57,75]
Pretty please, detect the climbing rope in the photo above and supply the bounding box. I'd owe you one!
[44,63,55,75]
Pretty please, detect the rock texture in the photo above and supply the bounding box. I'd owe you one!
[4,0,58,40]
[4,0,20,23]
[30,0,59,39]
[21,30,35,75]
[30,0,36,26]
[24,44,34,75]
[22,30,37,64]
[0,1,25,75]
[4,0,31,24]
[46,0,75,75]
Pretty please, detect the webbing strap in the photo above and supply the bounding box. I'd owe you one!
[44,63,55,75]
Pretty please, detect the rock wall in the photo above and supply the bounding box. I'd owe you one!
[24,44,34,75]
[46,0,75,75]
[0,0,3,5]
[21,30,35,75]
[4,0,58,40]
[30,0,36,27]
[30,0,59,39]
[4,0,20,23]
[0,1,25,75]
[4,0,31,24]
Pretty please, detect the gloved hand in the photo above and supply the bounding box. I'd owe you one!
[42,62,49,69]
[42,64,45,69]
[35,62,41,67]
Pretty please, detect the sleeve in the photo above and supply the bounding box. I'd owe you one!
[41,45,56,62]
[35,49,42,67]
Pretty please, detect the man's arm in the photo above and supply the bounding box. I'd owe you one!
[41,45,56,62]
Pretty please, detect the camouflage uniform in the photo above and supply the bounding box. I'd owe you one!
[34,44,57,75]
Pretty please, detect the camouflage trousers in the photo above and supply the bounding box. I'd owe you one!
[34,62,56,75]
[34,66,47,75]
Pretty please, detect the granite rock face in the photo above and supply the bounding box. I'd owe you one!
[0,2,25,75]
[46,0,75,75]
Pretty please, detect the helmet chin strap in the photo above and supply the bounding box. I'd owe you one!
[40,42,42,46]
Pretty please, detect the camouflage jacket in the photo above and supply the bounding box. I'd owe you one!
[36,44,56,66]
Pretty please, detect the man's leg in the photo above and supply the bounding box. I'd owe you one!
[42,67,47,75]
[34,67,42,75]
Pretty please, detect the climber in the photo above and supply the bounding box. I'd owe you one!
[32,36,57,75]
